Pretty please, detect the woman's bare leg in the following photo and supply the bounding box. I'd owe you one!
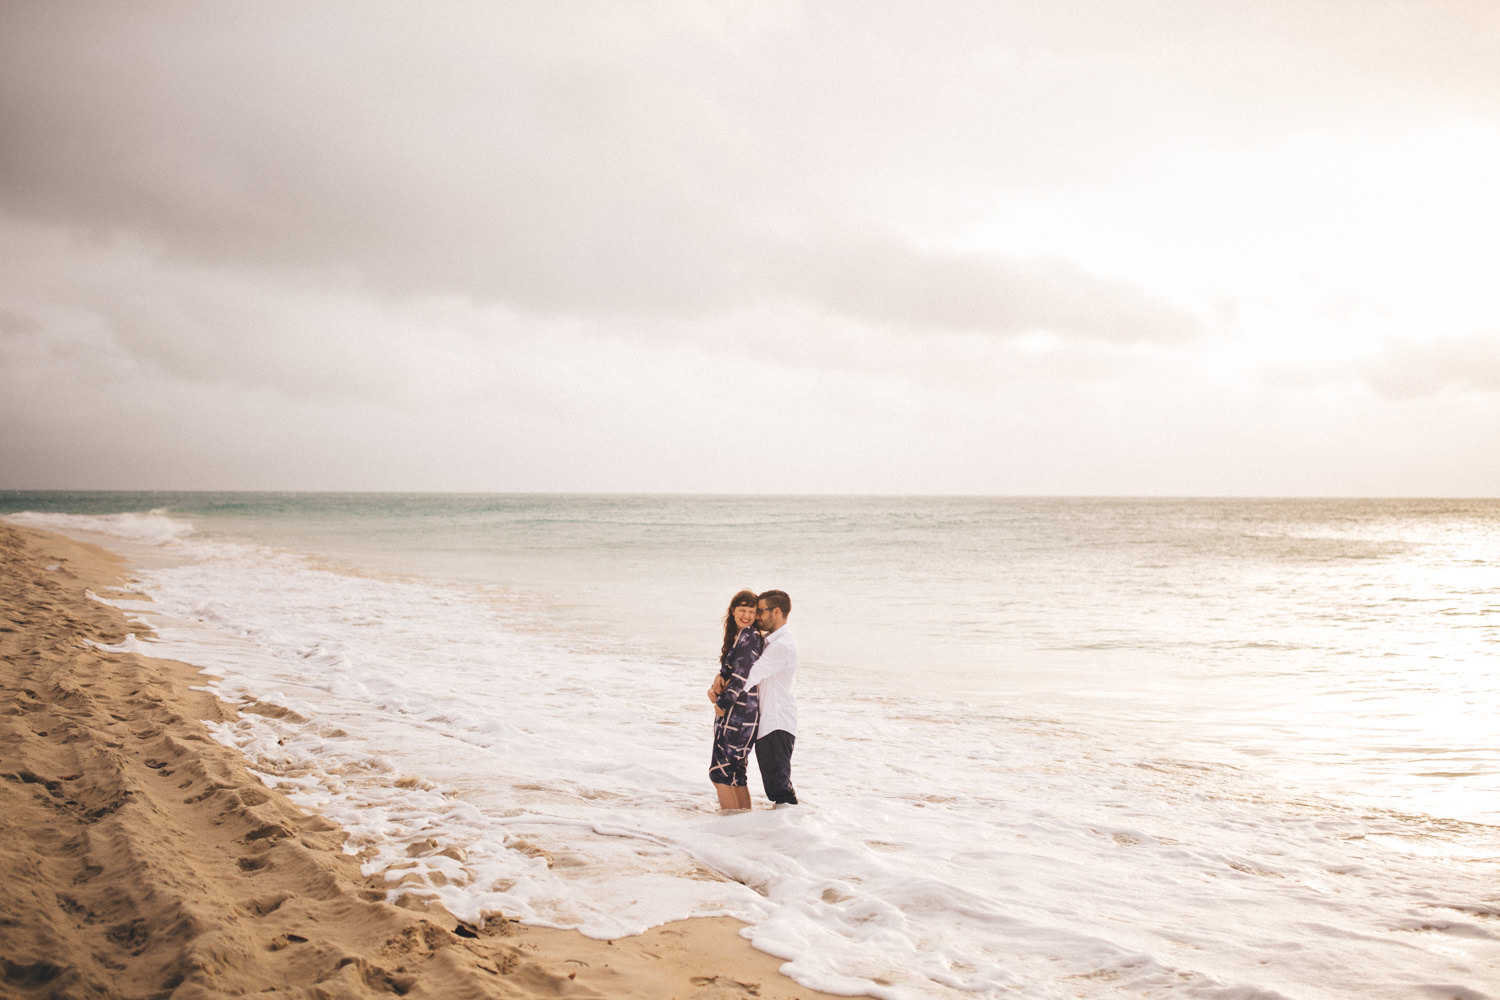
[733,785,752,810]
[714,783,739,810]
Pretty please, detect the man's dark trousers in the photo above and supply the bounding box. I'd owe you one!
[755,730,797,805]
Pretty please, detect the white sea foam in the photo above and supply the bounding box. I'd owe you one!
[8,508,197,547]
[13,505,1500,1000]
[81,629,151,654]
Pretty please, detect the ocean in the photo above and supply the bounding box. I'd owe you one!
[4,492,1498,999]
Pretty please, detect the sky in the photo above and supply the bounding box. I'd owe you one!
[3,1,1499,495]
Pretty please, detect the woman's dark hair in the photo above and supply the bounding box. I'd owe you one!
[721,589,759,660]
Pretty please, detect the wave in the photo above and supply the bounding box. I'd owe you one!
[4,509,198,547]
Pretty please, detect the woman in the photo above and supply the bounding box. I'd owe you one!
[707,589,762,810]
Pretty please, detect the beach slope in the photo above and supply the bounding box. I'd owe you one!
[0,524,835,1000]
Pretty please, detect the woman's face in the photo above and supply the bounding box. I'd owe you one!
[733,603,757,629]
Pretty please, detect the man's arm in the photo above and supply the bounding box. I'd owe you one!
[740,635,793,693]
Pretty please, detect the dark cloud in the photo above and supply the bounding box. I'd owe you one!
[0,1,1211,343]
[0,308,43,337]
[11,0,1483,347]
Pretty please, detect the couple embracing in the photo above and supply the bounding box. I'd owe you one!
[707,589,797,811]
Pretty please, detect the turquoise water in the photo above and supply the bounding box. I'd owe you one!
[7,491,1499,822]
[7,492,1500,998]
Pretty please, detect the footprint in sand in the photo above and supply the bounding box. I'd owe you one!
[690,974,762,996]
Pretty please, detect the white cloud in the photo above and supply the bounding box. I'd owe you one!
[3,0,1500,494]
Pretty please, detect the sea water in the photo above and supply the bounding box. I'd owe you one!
[4,492,1498,999]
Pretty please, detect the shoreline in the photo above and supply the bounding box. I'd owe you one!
[0,523,850,1000]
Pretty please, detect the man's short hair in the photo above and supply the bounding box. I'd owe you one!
[758,589,791,617]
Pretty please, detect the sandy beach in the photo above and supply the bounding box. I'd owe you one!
[0,523,847,1000]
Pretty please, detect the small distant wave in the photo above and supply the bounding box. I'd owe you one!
[2,509,196,547]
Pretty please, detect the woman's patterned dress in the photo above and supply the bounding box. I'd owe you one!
[709,626,763,786]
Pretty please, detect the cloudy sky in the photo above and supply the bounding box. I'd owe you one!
[3,1,1498,495]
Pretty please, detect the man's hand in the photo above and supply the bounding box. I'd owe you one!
[708,676,726,704]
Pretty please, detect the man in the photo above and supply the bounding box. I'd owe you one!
[717,589,798,805]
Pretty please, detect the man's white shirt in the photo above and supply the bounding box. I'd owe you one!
[744,624,798,738]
